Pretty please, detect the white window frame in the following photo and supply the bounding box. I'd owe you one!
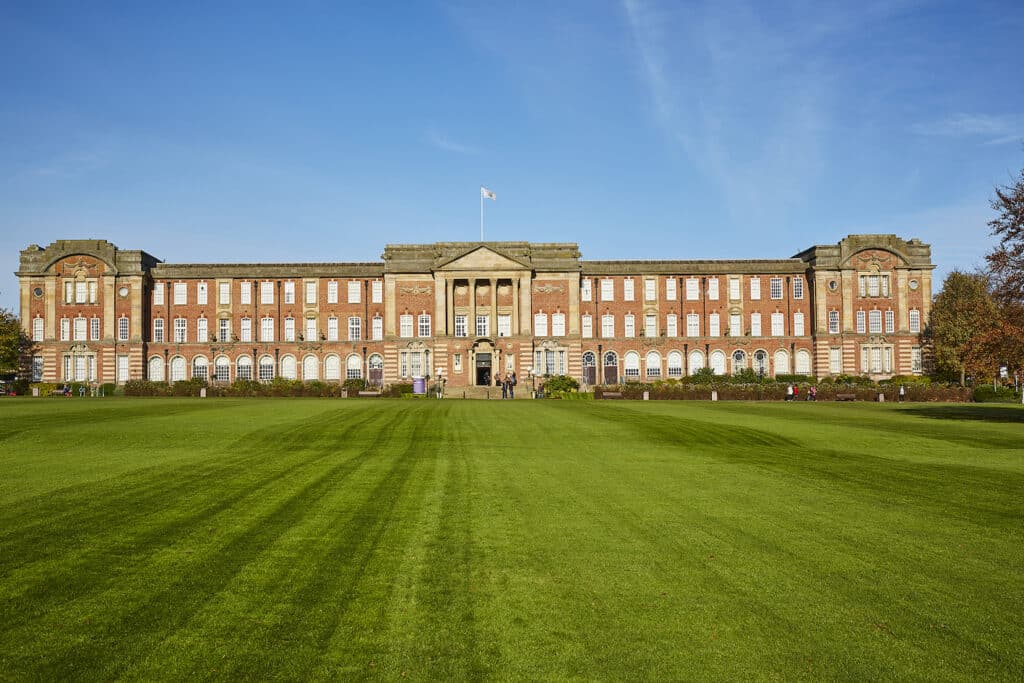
[454,314,467,338]
[284,316,296,342]
[771,313,784,337]
[371,280,383,304]
[327,281,339,304]
[644,278,656,302]
[305,281,317,305]
[581,278,592,302]
[623,279,635,302]
[686,313,699,337]
[260,281,274,305]
[624,314,635,338]
[666,278,677,301]
[601,279,614,302]
[666,314,677,338]
[153,283,164,306]
[601,314,614,338]
[750,313,761,337]
[534,313,548,337]
[349,316,362,341]
[240,281,252,305]
[708,278,719,300]
[327,316,339,341]
[174,318,187,343]
[240,317,252,342]
[729,313,741,337]
[400,314,414,338]
[284,281,295,305]
[750,277,761,300]
[197,317,208,343]
[219,281,230,304]
[418,313,431,337]
[348,281,361,304]
[828,310,840,334]
[709,313,720,337]
[770,277,783,300]
[793,278,804,299]
[552,313,566,337]
[793,312,805,337]
[197,281,208,305]
[582,314,593,338]
[33,317,44,342]
[173,282,187,305]
[644,314,656,338]
[260,317,275,342]
[909,309,921,333]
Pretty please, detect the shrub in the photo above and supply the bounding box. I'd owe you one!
[100,383,117,396]
[972,385,1020,403]
[123,380,172,396]
[543,375,579,394]
[343,378,367,393]
[382,382,414,398]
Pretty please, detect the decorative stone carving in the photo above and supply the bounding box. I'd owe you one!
[498,285,511,296]
[455,286,467,296]
[400,285,431,295]
[534,284,564,294]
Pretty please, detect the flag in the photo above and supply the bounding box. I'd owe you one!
[480,186,496,201]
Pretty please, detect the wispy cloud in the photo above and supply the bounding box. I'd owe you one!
[27,151,106,178]
[425,128,479,155]
[911,113,1024,145]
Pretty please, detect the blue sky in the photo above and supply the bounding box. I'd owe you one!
[2,0,1023,313]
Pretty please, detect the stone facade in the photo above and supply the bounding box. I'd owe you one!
[16,235,933,387]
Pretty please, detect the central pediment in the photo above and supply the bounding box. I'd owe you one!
[436,246,531,272]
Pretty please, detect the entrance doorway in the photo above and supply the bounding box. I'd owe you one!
[603,351,618,385]
[476,353,491,386]
[582,351,596,385]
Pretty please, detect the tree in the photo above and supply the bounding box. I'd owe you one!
[0,308,34,383]
[986,164,1024,307]
[927,272,998,385]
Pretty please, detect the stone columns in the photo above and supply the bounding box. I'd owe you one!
[512,277,519,335]
[489,278,497,337]
[446,278,454,336]
[468,278,476,338]
[519,274,532,334]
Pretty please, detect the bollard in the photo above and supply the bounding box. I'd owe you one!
[643,391,649,401]
[711,390,718,401]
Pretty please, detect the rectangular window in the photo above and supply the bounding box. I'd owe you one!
[371,280,383,303]
[33,318,44,342]
[197,318,208,343]
[909,309,921,333]
[260,281,274,305]
[686,278,699,301]
[197,282,208,305]
[32,355,44,382]
[454,314,467,338]
[601,279,614,301]
[61,318,70,341]
[534,313,548,337]
[856,311,866,334]
[829,310,840,334]
[911,346,922,373]
[327,281,339,304]
[153,283,164,306]
[729,277,741,301]
[88,281,97,303]
[644,279,656,301]
[260,317,274,342]
[770,277,783,300]
[284,281,295,304]
[476,315,489,337]
[708,278,719,300]
[453,353,462,372]
[214,358,230,383]
[240,317,252,342]
[327,316,339,341]
[74,281,86,303]
[581,278,592,301]
[666,314,677,337]
[219,281,230,304]
[686,313,699,337]
[750,313,761,337]
[793,278,804,299]
[349,316,362,341]
[666,278,677,301]
[284,317,295,342]
[624,314,635,338]
[829,347,842,374]
[174,318,187,343]
[306,317,317,341]
[153,318,164,342]
[305,281,317,305]
[174,282,187,305]
[644,314,656,338]
[65,281,74,303]
[582,314,593,338]
[117,317,129,341]
[240,281,252,305]
[117,355,129,383]
[219,318,231,342]
[90,317,100,341]
[418,314,431,337]
[400,314,414,338]
[793,312,805,336]
[729,313,741,337]
[552,313,566,337]
[709,313,720,337]
[623,279,635,301]
[869,310,882,333]
[602,314,614,338]
[750,277,761,300]
[497,314,511,337]
[372,316,383,340]
[885,310,895,333]
[348,281,361,303]
[771,313,784,337]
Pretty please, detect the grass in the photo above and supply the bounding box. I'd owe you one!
[0,397,1022,681]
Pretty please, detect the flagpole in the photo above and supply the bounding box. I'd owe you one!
[480,189,484,241]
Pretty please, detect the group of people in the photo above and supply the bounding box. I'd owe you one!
[494,372,517,399]
[785,384,816,401]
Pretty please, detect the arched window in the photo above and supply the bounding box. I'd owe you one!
[258,355,275,382]
[731,350,747,374]
[236,355,253,381]
[368,353,384,385]
[709,350,726,375]
[773,349,789,376]
[753,350,768,376]
[688,351,704,374]
[795,349,812,375]
[582,351,596,367]
[148,356,165,382]
[192,355,208,381]
[624,351,640,378]
[170,356,186,382]
[603,351,619,384]
[324,354,341,381]
[346,354,362,379]
[303,355,319,381]
[214,355,230,382]
[645,351,661,378]
[667,350,683,377]
[280,355,297,380]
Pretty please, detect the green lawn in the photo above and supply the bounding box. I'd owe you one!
[1,398,1022,681]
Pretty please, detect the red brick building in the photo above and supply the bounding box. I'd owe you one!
[17,235,934,387]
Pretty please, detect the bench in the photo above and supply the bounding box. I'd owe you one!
[602,391,624,399]
[835,393,857,401]
[358,391,382,397]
